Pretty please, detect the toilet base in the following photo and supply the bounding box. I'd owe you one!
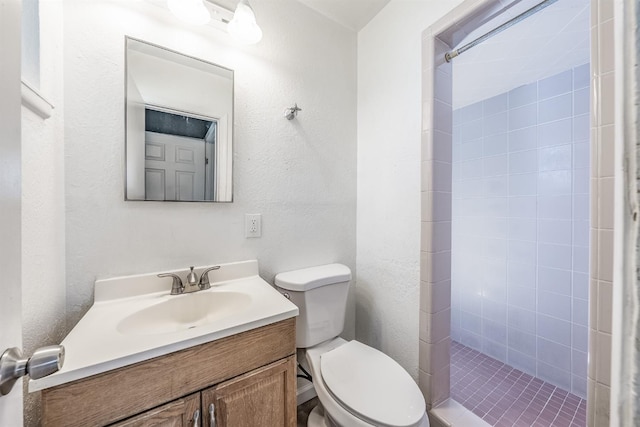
[307,404,330,427]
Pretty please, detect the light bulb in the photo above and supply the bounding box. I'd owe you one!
[167,0,211,26]
[227,0,263,44]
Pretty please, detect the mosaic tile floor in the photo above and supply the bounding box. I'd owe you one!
[451,341,587,427]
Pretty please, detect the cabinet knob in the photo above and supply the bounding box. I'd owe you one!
[209,403,216,427]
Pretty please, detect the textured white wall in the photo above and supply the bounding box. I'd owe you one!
[63,0,357,337]
[21,2,66,426]
[356,0,464,379]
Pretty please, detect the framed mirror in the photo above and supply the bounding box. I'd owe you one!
[125,37,233,202]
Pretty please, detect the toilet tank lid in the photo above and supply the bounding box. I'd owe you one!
[275,264,351,291]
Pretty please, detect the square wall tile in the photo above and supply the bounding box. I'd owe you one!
[539,144,572,172]
[508,219,537,243]
[483,93,508,116]
[509,149,538,174]
[482,318,507,344]
[508,327,536,354]
[460,101,483,123]
[538,265,572,295]
[538,69,573,100]
[538,289,571,321]
[435,99,453,133]
[509,82,537,108]
[482,339,507,362]
[509,286,536,311]
[598,177,614,229]
[509,126,537,152]
[537,337,572,371]
[507,307,536,334]
[538,243,572,270]
[421,280,452,314]
[483,111,508,136]
[597,281,612,333]
[537,314,571,345]
[507,260,536,287]
[538,93,572,124]
[538,219,572,246]
[483,133,508,156]
[509,103,538,130]
[537,361,572,391]
[539,118,572,147]
[509,172,538,196]
[538,170,572,195]
[598,125,615,177]
[595,332,612,386]
[435,68,453,105]
[427,308,451,343]
[597,229,613,281]
[420,337,450,374]
[508,348,537,374]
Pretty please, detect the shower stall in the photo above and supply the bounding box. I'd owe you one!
[445,0,591,425]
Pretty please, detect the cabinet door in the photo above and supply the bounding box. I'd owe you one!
[202,356,296,427]
[110,393,200,427]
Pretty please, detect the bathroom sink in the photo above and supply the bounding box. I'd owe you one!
[29,260,299,393]
[117,291,252,335]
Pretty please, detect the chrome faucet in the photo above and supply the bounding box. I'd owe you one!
[157,265,221,295]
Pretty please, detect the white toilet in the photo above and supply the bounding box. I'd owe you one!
[275,264,429,427]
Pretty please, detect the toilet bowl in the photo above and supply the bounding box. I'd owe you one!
[274,264,429,427]
[305,338,429,427]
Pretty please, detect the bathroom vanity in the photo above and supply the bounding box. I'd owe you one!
[31,261,299,427]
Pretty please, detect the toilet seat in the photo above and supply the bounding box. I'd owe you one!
[319,340,425,427]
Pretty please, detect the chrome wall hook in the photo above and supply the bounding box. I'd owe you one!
[284,103,302,120]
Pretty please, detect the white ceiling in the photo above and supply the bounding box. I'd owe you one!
[295,0,390,31]
[451,0,590,108]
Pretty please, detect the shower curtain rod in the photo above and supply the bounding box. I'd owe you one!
[444,0,558,62]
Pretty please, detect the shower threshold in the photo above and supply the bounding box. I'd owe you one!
[450,341,586,427]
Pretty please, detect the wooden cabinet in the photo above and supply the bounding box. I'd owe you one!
[109,356,296,427]
[202,357,296,427]
[41,319,296,427]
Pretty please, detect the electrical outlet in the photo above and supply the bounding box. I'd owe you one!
[245,214,262,238]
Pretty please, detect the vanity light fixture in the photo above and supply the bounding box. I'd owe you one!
[167,0,211,26]
[227,0,263,44]
[167,0,263,44]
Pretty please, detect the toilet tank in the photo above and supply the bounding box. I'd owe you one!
[275,264,351,348]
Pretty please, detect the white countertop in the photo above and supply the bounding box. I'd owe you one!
[29,260,298,392]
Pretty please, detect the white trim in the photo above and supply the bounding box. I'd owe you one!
[21,80,53,119]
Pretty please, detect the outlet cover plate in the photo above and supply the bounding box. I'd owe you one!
[245,214,262,238]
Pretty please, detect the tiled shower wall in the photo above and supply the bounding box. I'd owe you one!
[450,64,590,398]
